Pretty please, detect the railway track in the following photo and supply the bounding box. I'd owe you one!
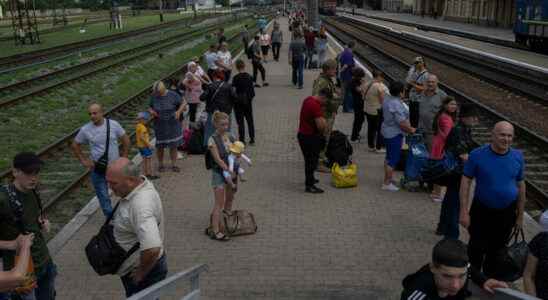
[0,22,262,240]
[324,17,548,216]
[0,17,232,108]
[0,12,236,70]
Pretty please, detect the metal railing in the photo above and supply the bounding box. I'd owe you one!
[493,288,540,300]
[127,264,208,300]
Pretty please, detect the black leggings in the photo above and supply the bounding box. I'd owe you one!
[252,60,266,83]
[351,110,365,141]
[234,103,255,143]
[365,110,384,149]
[188,103,199,123]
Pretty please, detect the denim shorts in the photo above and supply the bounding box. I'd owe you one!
[211,170,226,188]
[385,134,403,168]
[139,147,153,158]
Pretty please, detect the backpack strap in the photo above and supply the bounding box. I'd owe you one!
[2,184,27,233]
[212,134,229,166]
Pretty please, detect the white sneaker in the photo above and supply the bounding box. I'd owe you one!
[382,183,400,191]
[375,149,386,154]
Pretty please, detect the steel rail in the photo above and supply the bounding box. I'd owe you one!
[324,17,548,210]
[0,12,229,70]
[0,21,225,108]
[0,22,262,212]
[339,16,548,105]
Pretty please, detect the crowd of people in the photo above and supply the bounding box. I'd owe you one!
[1,13,547,300]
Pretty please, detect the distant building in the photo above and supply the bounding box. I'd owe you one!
[413,0,515,27]
[382,0,413,12]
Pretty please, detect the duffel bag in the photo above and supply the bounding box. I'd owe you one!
[205,210,258,237]
[331,162,358,188]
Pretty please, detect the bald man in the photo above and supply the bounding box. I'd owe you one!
[106,158,166,297]
[72,103,130,217]
[459,121,526,279]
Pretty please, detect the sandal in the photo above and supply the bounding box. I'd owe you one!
[171,166,180,173]
[158,166,166,172]
[211,231,230,241]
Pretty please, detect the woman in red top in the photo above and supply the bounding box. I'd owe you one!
[430,96,457,202]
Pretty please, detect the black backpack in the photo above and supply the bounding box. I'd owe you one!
[85,202,139,275]
[205,133,235,170]
[326,130,353,167]
[187,127,206,155]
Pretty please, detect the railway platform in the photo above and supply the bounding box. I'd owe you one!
[46,18,540,299]
[336,8,548,69]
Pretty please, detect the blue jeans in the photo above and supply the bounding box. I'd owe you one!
[91,170,112,217]
[121,255,168,297]
[35,260,57,300]
[305,47,314,68]
[342,81,354,112]
[438,175,461,239]
[292,57,304,88]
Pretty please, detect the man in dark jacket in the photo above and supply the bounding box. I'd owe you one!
[436,104,478,239]
[401,239,506,300]
[201,69,234,147]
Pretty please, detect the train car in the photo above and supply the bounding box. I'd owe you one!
[514,0,548,51]
[319,0,337,16]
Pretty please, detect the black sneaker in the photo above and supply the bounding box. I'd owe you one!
[254,84,261,88]
[305,185,324,194]
[249,140,255,145]
[263,82,269,87]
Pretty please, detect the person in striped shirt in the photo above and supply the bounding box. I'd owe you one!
[401,239,507,300]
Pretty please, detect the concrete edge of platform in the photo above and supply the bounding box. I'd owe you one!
[336,8,519,46]
[340,14,548,76]
[46,18,274,256]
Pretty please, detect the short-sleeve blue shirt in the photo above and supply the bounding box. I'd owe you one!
[381,95,409,139]
[463,144,524,209]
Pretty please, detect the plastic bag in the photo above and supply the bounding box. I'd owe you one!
[331,163,358,188]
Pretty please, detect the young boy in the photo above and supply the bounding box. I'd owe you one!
[136,112,159,180]
[401,239,507,300]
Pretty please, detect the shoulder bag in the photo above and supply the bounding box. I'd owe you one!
[85,202,140,275]
[94,119,110,175]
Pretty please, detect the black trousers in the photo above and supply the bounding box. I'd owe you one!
[297,133,325,187]
[252,60,266,83]
[272,42,281,60]
[468,200,517,277]
[188,103,199,123]
[351,109,365,141]
[365,110,384,149]
[409,100,420,128]
[234,103,255,143]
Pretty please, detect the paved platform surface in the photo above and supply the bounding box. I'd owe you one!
[50,18,535,299]
[337,9,548,69]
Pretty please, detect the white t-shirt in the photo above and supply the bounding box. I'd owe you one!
[217,51,232,70]
[74,119,125,162]
[113,177,165,276]
[205,51,219,70]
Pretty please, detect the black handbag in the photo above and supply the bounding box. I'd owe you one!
[94,119,110,175]
[85,202,139,275]
[484,228,529,282]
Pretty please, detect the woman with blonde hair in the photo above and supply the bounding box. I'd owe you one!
[207,111,236,241]
[148,80,187,172]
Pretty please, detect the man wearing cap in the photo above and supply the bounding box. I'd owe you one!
[436,104,478,239]
[0,152,57,300]
[405,57,429,127]
[401,239,507,300]
[72,103,130,218]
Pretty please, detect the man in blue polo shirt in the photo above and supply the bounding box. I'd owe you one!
[459,121,526,277]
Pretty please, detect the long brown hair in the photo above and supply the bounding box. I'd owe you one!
[432,96,457,133]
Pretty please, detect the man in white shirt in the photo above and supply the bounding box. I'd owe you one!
[106,158,166,297]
